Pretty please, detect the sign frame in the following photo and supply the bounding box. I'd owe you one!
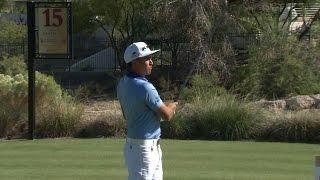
[27,1,72,140]
[33,2,72,59]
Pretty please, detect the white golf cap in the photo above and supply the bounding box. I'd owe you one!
[124,42,160,64]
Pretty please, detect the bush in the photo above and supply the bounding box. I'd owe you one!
[0,74,28,137]
[73,74,118,101]
[34,73,84,138]
[0,55,26,76]
[163,73,320,142]
[75,113,125,138]
[162,94,261,140]
[0,56,83,138]
[161,105,196,139]
[162,74,262,140]
[0,20,26,42]
[233,30,320,100]
[36,94,84,138]
[254,110,320,143]
[73,81,107,101]
[180,73,227,102]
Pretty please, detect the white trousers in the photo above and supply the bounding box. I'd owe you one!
[124,139,163,180]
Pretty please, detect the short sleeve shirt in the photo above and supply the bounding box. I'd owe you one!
[117,71,163,139]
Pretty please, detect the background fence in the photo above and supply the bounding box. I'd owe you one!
[0,40,27,58]
[0,38,198,72]
[0,34,260,88]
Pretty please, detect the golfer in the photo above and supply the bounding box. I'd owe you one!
[117,42,178,180]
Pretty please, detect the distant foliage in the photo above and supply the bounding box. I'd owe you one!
[0,20,26,42]
[181,73,226,102]
[233,30,320,100]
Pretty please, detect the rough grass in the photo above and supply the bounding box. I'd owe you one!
[0,138,318,180]
[254,109,320,143]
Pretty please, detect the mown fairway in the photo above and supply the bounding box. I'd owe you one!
[0,138,318,180]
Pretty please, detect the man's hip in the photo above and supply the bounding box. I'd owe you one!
[126,138,160,146]
[124,138,163,180]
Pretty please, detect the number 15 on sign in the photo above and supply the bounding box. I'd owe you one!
[37,7,68,54]
[42,8,63,27]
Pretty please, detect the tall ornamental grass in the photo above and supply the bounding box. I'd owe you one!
[162,74,262,140]
[191,95,258,140]
[161,95,262,140]
[255,110,320,143]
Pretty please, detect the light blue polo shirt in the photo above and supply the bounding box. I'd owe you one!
[117,71,163,139]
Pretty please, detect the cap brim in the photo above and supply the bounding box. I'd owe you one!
[140,49,160,59]
[150,49,160,55]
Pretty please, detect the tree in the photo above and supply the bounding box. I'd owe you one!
[0,0,5,11]
[72,0,158,70]
[151,1,194,70]
[227,1,320,98]
[72,1,95,35]
[167,0,241,84]
[229,1,320,40]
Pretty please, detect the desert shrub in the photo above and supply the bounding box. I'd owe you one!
[161,105,196,139]
[254,110,320,143]
[73,83,91,101]
[0,55,26,76]
[189,95,258,140]
[73,75,118,101]
[162,74,261,140]
[75,113,125,138]
[234,30,320,100]
[73,81,107,101]
[0,20,26,42]
[162,94,261,140]
[181,73,227,102]
[36,93,84,138]
[0,74,28,137]
[35,73,84,138]
[0,56,83,138]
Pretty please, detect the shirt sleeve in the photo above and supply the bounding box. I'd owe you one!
[144,83,163,111]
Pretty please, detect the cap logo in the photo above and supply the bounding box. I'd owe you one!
[142,46,148,51]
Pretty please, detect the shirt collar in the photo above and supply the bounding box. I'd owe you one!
[126,71,148,81]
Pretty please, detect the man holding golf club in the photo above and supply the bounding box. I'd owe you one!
[117,42,178,180]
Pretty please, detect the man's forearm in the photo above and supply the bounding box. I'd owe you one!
[156,102,178,121]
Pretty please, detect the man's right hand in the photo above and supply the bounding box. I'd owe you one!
[156,101,178,121]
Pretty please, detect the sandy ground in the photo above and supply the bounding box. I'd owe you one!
[81,97,123,122]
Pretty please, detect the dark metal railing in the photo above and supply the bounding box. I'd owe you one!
[0,40,27,58]
[0,34,260,72]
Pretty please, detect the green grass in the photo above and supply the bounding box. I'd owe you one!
[0,138,318,180]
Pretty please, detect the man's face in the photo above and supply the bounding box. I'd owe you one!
[134,56,153,75]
